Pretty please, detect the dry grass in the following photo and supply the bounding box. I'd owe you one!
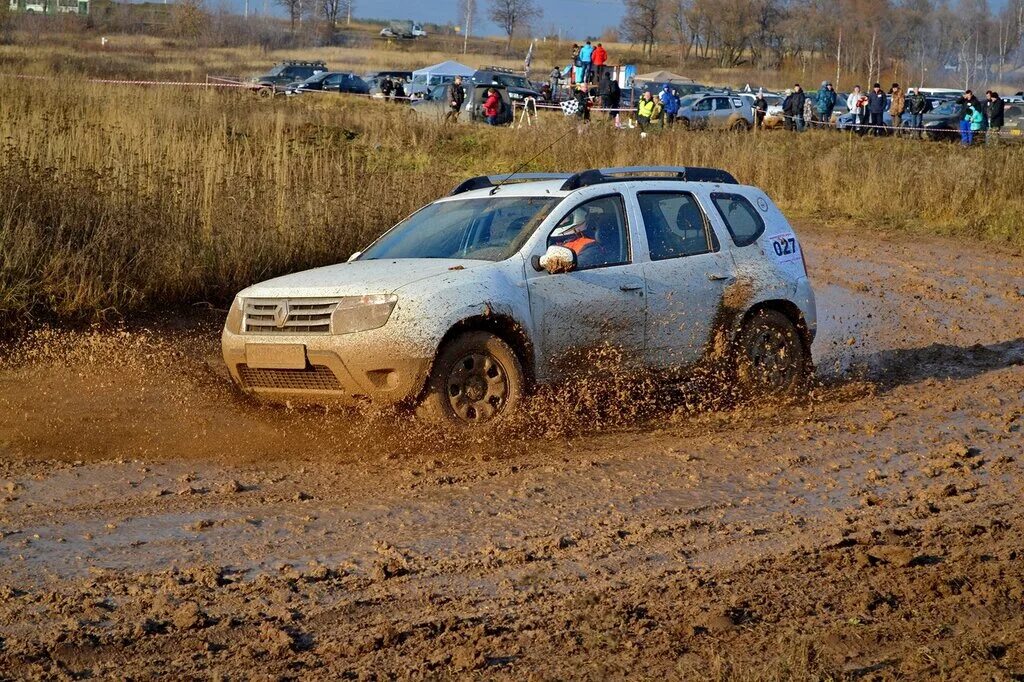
[1,72,1022,322]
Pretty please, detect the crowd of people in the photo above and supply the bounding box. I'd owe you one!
[764,80,1009,145]
[432,39,1014,144]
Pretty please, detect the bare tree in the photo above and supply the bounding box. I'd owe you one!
[488,0,542,51]
[276,0,302,32]
[458,0,478,54]
[622,0,660,56]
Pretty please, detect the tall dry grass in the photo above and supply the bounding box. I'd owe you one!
[1,74,1022,322]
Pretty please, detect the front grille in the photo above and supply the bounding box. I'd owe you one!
[238,364,343,391]
[244,299,339,334]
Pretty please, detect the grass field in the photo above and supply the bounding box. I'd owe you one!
[1,71,1022,323]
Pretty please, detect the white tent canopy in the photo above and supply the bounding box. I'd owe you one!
[633,70,695,84]
[411,60,476,83]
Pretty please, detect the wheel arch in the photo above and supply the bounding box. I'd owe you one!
[431,314,537,391]
[740,299,813,351]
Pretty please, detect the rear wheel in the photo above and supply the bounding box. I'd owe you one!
[418,331,524,428]
[734,309,809,398]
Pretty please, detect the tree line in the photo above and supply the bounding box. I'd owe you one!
[622,0,1024,87]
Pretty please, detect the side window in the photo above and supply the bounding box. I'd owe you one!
[637,192,719,261]
[713,97,731,110]
[547,195,630,270]
[693,98,713,112]
[711,193,765,247]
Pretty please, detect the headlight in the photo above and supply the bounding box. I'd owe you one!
[225,296,243,334]
[331,294,398,335]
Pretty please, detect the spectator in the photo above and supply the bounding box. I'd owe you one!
[608,76,621,123]
[889,83,905,134]
[394,79,406,100]
[598,71,613,113]
[906,88,930,138]
[482,87,501,125]
[592,43,608,81]
[573,84,590,122]
[964,101,984,145]
[781,88,798,131]
[637,91,655,131]
[815,81,837,129]
[539,82,553,102]
[867,83,887,136]
[847,85,868,134]
[660,85,680,126]
[444,76,465,124]
[753,90,768,130]
[792,84,807,131]
[380,76,394,101]
[986,90,1004,144]
[579,40,595,84]
[549,66,561,100]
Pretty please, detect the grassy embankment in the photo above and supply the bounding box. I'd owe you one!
[1,74,1022,323]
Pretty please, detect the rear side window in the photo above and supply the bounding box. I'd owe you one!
[636,191,719,261]
[711,193,765,247]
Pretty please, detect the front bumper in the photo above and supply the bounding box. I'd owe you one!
[221,326,431,405]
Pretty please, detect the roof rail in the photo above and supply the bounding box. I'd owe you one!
[560,166,737,190]
[449,173,572,196]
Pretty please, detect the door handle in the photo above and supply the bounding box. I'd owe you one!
[619,284,643,292]
[707,273,733,282]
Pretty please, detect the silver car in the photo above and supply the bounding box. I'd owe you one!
[679,95,755,130]
[222,167,816,427]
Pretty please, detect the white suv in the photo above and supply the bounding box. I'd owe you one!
[222,167,816,426]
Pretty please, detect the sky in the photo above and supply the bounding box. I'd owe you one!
[233,0,628,40]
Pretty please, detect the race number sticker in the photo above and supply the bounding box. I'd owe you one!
[766,232,801,264]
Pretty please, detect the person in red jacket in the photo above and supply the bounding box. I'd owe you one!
[592,43,608,81]
[482,88,501,125]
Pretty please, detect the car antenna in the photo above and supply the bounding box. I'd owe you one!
[489,124,579,195]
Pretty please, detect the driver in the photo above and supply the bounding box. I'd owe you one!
[558,212,617,269]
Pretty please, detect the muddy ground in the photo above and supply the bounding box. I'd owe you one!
[1,223,1023,680]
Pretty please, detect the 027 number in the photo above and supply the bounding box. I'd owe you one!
[772,237,797,257]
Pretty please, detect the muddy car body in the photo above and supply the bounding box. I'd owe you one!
[222,167,816,425]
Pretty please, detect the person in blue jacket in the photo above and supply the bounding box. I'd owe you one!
[579,41,595,84]
[660,84,680,127]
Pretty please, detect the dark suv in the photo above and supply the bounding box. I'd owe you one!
[472,67,541,103]
[251,61,328,95]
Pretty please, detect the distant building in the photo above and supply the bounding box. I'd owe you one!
[8,0,90,15]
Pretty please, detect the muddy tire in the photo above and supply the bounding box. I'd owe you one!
[734,309,809,398]
[417,331,524,428]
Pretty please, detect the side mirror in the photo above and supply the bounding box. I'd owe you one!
[347,251,362,263]
[538,245,576,274]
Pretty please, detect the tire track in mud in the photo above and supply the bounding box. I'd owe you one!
[1,224,1023,677]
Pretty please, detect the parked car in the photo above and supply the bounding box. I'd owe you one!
[678,94,754,130]
[997,103,1024,140]
[222,166,816,428]
[411,83,513,124]
[250,61,328,96]
[286,71,370,96]
[472,67,542,102]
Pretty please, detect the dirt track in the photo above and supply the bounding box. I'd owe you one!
[1,223,1023,679]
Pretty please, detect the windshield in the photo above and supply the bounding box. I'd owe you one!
[494,74,529,88]
[933,100,960,115]
[361,197,560,262]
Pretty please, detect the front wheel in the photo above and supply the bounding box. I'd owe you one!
[417,331,524,428]
[734,309,810,398]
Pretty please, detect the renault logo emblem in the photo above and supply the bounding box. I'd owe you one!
[273,301,290,329]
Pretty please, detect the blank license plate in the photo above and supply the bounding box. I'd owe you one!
[246,344,306,369]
